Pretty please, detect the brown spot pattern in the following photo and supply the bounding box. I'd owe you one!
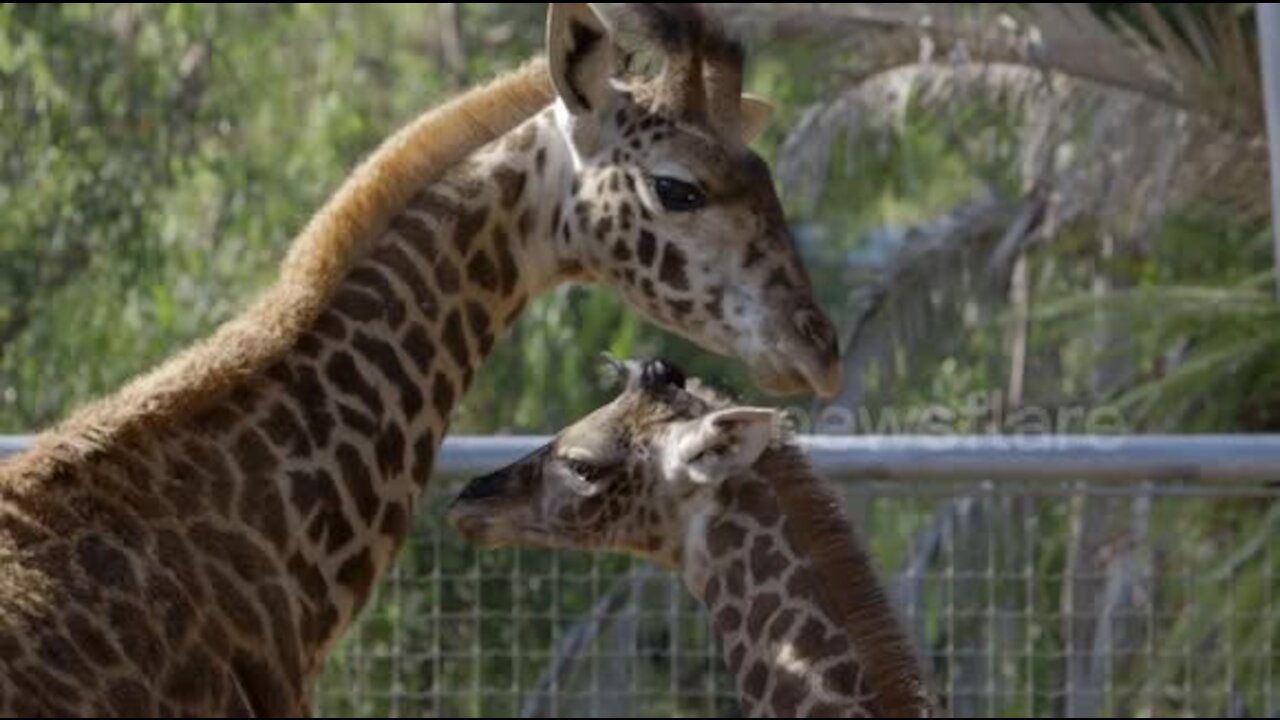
[659,243,690,291]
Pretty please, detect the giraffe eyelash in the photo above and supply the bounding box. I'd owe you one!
[563,457,607,482]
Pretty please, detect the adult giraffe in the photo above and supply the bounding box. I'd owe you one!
[0,4,839,715]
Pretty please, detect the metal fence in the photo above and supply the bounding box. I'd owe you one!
[3,436,1278,718]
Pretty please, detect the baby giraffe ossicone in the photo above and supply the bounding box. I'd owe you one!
[449,360,935,718]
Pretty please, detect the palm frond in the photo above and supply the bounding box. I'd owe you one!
[751,4,1273,422]
[1035,281,1280,327]
[831,190,1036,408]
[732,4,1259,123]
[1113,331,1280,427]
[762,3,1267,220]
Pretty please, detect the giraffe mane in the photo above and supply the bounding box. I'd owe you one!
[8,58,554,472]
[755,444,935,718]
[614,3,743,64]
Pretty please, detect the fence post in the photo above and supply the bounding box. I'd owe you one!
[1258,4,1280,300]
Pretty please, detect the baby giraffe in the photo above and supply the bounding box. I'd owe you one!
[449,359,934,718]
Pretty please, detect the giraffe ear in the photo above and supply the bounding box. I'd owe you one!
[739,95,775,145]
[547,3,614,117]
[673,408,777,486]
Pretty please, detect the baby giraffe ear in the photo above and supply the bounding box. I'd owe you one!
[739,94,775,145]
[674,408,777,486]
[547,3,614,117]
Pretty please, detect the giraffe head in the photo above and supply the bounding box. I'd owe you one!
[448,357,776,566]
[544,4,841,398]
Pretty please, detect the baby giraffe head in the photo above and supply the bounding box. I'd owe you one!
[447,357,776,567]
[544,3,841,398]
[449,358,937,718]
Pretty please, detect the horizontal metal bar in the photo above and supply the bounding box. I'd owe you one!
[4,434,1280,484]
[0,436,27,459]
[799,435,1280,483]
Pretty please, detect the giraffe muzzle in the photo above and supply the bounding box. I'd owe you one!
[449,469,518,543]
[747,302,843,399]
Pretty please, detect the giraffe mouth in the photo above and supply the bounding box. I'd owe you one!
[751,359,843,400]
[448,497,558,549]
[449,511,525,548]
[448,508,491,542]
[748,338,843,400]
[733,300,842,399]
[447,501,514,547]
[448,506,578,552]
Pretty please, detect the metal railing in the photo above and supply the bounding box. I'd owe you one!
[3,435,1278,718]
[8,433,1280,481]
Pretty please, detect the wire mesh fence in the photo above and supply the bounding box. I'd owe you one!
[2,436,1276,717]
[310,455,1280,719]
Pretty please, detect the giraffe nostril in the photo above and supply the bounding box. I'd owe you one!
[794,306,837,355]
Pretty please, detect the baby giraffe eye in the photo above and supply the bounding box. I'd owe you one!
[651,176,706,213]
[563,457,607,483]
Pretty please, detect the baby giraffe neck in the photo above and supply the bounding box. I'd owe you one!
[683,450,932,718]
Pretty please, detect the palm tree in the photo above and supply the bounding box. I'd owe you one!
[727,5,1277,716]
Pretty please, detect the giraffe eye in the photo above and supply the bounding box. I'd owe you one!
[563,457,606,483]
[651,176,706,213]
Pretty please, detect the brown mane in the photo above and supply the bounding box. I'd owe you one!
[8,59,554,474]
[757,444,935,718]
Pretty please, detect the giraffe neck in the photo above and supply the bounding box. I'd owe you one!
[681,458,929,718]
[0,64,576,716]
[154,108,580,706]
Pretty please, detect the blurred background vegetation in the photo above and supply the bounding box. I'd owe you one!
[1,3,1276,717]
